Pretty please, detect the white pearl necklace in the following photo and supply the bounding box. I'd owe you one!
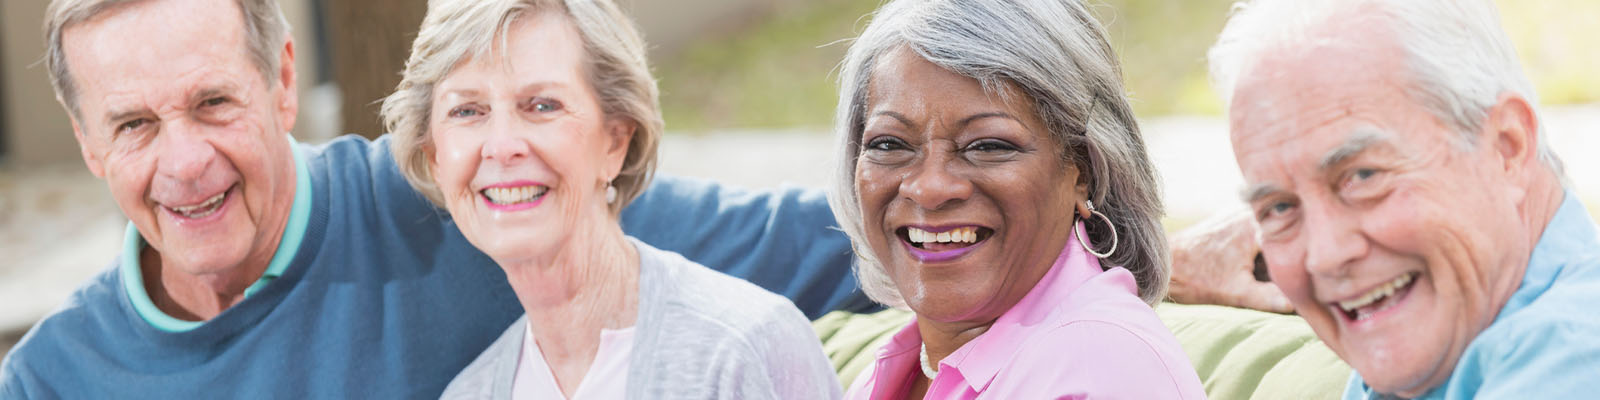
[919,342,938,380]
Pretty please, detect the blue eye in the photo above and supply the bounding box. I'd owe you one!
[528,98,563,113]
[201,97,228,108]
[1353,168,1376,181]
[448,107,481,118]
[116,118,151,135]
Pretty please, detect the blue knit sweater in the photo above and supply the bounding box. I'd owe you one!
[0,135,863,399]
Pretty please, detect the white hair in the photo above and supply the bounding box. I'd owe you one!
[1209,0,1565,177]
[45,0,290,118]
[828,0,1170,307]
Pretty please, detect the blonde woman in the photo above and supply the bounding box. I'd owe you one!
[382,0,840,398]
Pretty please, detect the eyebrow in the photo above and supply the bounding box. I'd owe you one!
[1240,182,1283,203]
[104,107,152,126]
[189,84,239,105]
[870,110,914,128]
[1317,129,1392,172]
[868,111,1019,129]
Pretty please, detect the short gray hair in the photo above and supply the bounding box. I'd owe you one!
[44,0,290,118]
[828,0,1170,307]
[383,0,662,214]
[1209,0,1566,178]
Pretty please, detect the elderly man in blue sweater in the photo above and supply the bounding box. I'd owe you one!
[0,0,864,398]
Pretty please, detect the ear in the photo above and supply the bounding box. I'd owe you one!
[71,118,106,178]
[601,118,636,180]
[1485,93,1538,178]
[274,36,299,133]
[1070,161,1092,219]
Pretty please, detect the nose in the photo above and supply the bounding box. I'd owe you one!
[154,119,219,183]
[481,117,531,164]
[899,145,972,211]
[1300,198,1368,279]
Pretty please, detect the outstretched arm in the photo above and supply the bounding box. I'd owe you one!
[621,174,874,319]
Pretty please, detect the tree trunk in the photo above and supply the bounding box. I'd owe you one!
[320,0,428,139]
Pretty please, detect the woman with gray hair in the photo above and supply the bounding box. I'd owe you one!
[382,0,840,398]
[828,0,1206,398]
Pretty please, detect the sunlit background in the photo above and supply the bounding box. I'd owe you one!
[1,0,1595,356]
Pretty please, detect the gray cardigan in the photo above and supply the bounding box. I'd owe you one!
[440,238,843,399]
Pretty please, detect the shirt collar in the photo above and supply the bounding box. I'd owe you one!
[1497,189,1599,321]
[120,134,314,332]
[871,222,1123,394]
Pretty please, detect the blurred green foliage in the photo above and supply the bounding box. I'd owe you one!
[655,0,1600,132]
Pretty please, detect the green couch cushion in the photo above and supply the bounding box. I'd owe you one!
[813,303,1351,399]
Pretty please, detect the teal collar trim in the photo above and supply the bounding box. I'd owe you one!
[120,135,314,332]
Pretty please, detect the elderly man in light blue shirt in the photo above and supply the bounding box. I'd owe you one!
[1208,0,1600,398]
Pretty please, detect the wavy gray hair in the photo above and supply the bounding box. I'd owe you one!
[383,0,661,214]
[1209,0,1566,179]
[44,0,290,119]
[827,0,1170,307]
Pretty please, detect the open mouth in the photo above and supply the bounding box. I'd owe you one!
[161,185,233,220]
[897,226,994,252]
[481,185,549,207]
[1333,271,1419,322]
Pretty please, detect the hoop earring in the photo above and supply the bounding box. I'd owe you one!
[1073,200,1118,258]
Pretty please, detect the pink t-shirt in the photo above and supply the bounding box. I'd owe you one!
[511,324,635,400]
[845,224,1207,399]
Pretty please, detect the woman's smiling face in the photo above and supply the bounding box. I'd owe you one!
[855,47,1086,324]
[426,12,631,266]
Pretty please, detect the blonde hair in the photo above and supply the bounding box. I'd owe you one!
[383,0,662,214]
[44,0,290,118]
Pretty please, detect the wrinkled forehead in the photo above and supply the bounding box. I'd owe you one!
[61,0,254,108]
[1226,26,1417,179]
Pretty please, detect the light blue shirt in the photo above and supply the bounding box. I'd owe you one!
[1345,190,1600,399]
[119,135,313,332]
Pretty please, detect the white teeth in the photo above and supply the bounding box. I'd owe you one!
[168,191,226,218]
[1338,273,1416,312]
[483,185,548,205]
[906,227,980,244]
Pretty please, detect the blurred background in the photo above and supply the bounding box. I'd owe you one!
[1,0,1595,356]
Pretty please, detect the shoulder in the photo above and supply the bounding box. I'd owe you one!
[1,264,124,393]
[1000,298,1203,399]
[440,318,525,400]
[641,241,811,339]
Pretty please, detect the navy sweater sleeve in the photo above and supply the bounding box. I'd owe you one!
[620,174,874,318]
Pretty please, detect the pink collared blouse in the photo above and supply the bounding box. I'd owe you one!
[845,226,1207,399]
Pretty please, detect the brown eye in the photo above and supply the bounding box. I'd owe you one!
[201,97,228,108]
[865,136,908,152]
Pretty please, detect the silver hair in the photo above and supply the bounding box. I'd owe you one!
[828,0,1170,307]
[1209,0,1566,178]
[382,0,662,214]
[44,0,290,118]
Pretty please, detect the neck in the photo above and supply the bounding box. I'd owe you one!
[1520,175,1566,254]
[915,317,994,377]
[141,243,276,321]
[502,213,640,361]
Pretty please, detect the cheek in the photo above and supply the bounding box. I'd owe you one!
[429,135,481,193]
[854,164,901,224]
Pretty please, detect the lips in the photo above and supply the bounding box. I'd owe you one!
[159,184,234,220]
[1331,271,1419,322]
[897,225,994,262]
[479,181,548,211]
